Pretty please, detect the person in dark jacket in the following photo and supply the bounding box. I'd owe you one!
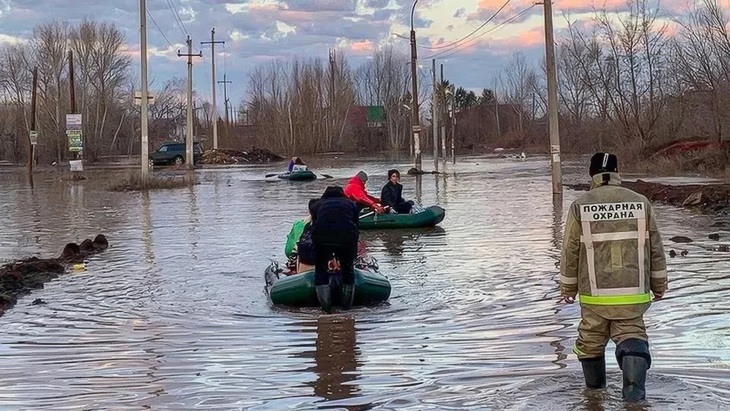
[380,169,414,214]
[311,185,360,312]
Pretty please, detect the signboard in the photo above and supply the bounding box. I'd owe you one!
[66,114,82,152]
[29,130,38,145]
[69,159,84,172]
[134,91,155,105]
[67,131,83,152]
[412,125,421,133]
[66,114,82,130]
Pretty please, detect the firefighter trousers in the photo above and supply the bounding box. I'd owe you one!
[573,306,648,360]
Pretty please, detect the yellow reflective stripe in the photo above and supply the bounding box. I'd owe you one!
[579,293,651,305]
[573,345,587,357]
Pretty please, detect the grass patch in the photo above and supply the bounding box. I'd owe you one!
[621,146,730,178]
[108,172,196,192]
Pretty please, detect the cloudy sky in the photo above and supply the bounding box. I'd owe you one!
[0,0,687,108]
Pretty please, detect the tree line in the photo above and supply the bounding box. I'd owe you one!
[2,0,729,164]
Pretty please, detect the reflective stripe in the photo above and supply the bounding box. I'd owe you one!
[560,275,578,285]
[581,220,598,295]
[580,231,649,243]
[651,269,667,278]
[579,293,651,305]
[594,286,642,296]
[573,345,587,357]
[637,217,646,294]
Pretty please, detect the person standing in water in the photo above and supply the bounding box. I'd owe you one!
[560,152,668,402]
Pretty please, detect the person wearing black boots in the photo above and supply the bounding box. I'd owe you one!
[559,152,668,402]
[310,186,360,313]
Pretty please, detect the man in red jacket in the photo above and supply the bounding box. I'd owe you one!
[344,171,386,214]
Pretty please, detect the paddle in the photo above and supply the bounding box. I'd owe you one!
[265,173,279,178]
[359,206,389,219]
[319,174,333,179]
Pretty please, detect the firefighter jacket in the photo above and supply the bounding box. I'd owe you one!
[560,172,668,319]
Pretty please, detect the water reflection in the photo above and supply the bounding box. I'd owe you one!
[308,315,361,402]
[1,157,730,409]
[142,191,154,265]
[362,226,447,258]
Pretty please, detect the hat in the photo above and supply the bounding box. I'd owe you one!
[356,171,368,182]
[308,198,318,215]
[589,152,618,176]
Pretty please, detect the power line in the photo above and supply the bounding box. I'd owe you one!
[420,4,539,61]
[418,0,512,50]
[166,0,188,38]
[147,9,174,49]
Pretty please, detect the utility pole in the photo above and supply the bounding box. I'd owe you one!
[29,66,38,178]
[544,0,563,194]
[201,28,224,150]
[410,0,422,171]
[140,0,150,183]
[431,58,438,171]
[218,74,232,132]
[69,50,76,114]
[451,85,455,164]
[329,49,336,148]
[178,35,202,169]
[440,63,446,159]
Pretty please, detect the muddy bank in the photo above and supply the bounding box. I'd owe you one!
[0,235,108,316]
[200,148,283,165]
[565,179,730,212]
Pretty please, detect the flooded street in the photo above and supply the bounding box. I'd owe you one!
[1,155,729,410]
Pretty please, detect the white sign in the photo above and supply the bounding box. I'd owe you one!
[581,202,646,221]
[69,159,84,172]
[134,91,155,105]
[29,130,38,145]
[66,114,82,131]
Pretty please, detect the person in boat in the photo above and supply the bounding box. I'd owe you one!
[380,169,414,214]
[284,199,318,274]
[559,152,667,402]
[287,156,307,173]
[343,171,385,214]
[311,186,360,312]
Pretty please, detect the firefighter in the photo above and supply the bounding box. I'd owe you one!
[559,152,668,402]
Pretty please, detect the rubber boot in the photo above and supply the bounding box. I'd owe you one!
[341,284,355,310]
[621,356,648,401]
[315,285,332,314]
[580,356,606,389]
[616,338,651,402]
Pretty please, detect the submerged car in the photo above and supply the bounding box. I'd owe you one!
[149,142,202,167]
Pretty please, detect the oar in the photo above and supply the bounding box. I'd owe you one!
[320,173,333,179]
[359,206,389,219]
[265,173,279,178]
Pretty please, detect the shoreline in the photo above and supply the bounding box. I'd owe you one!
[565,179,730,215]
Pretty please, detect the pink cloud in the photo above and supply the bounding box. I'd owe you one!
[350,40,374,53]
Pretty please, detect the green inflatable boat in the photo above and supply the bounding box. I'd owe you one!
[265,261,391,307]
[358,205,446,229]
[278,169,317,181]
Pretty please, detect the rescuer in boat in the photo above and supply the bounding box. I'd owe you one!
[284,199,318,274]
[287,156,307,173]
[559,152,668,402]
[380,169,414,214]
[344,171,385,214]
[311,186,360,313]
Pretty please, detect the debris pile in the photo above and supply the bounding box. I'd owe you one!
[200,148,283,164]
[0,234,109,316]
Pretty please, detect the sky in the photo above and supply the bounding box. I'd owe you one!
[0,0,696,110]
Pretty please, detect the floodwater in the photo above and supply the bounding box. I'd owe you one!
[1,155,729,410]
